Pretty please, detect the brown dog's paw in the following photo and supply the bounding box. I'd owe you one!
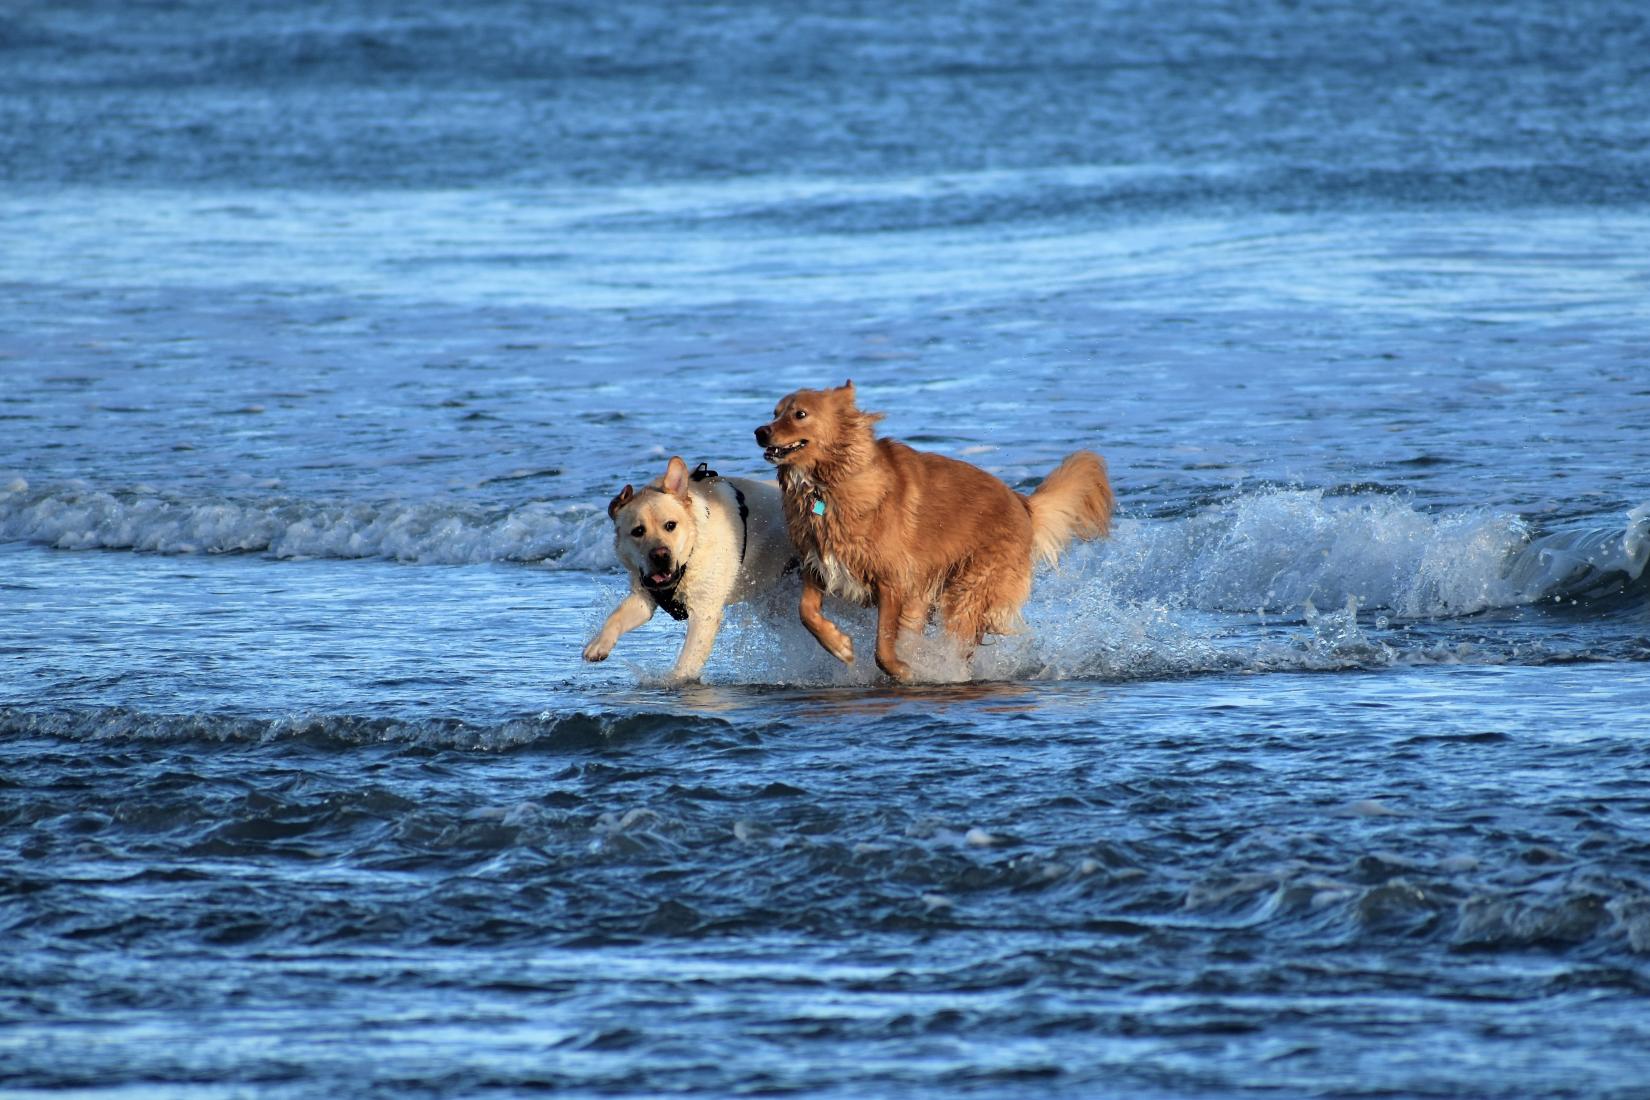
[582,636,613,662]
[823,629,855,666]
[876,655,914,683]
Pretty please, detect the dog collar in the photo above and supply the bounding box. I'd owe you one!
[782,468,827,518]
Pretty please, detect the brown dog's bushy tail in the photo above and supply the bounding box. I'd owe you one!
[1027,450,1114,567]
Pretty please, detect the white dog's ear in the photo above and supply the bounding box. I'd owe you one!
[607,484,634,518]
[662,456,691,497]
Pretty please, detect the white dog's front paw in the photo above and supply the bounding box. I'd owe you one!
[583,636,614,662]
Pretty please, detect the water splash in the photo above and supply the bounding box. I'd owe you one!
[683,491,1650,686]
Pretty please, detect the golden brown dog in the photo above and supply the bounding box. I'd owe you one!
[754,381,1113,682]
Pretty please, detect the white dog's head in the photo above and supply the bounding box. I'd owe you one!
[607,456,701,600]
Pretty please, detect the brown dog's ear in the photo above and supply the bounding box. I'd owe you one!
[838,378,883,429]
[662,456,691,498]
[607,484,634,518]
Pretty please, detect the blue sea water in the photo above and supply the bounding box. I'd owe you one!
[4,1,1650,1095]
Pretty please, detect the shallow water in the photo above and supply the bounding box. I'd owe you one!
[4,0,1650,1095]
[7,658,1650,1096]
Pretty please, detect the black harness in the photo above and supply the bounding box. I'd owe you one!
[690,462,749,564]
[643,562,691,621]
[641,463,749,621]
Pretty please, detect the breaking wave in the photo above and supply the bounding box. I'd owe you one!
[0,478,612,567]
[1097,491,1650,618]
[5,480,1645,642]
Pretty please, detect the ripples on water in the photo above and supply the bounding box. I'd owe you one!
[6,0,1650,1095]
[6,665,1650,1096]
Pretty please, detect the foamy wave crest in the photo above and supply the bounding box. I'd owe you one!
[1047,490,1646,618]
[0,479,615,567]
[1093,490,1524,617]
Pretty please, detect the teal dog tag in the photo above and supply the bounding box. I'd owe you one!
[811,498,827,516]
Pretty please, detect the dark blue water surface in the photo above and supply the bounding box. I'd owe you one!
[4,1,1650,1096]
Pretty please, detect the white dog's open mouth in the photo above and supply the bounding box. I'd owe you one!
[763,439,808,463]
[641,565,686,591]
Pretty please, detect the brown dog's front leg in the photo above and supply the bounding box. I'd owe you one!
[874,586,914,683]
[800,573,854,665]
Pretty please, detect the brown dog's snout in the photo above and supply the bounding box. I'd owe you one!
[754,424,772,447]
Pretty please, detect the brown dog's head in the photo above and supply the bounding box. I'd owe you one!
[607,456,700,594]
[753,380,879,476]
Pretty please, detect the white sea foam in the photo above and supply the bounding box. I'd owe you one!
[1088,490,1534,618]
[0,481,614,568]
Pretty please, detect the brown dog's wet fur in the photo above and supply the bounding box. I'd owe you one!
[755,381,1114,682]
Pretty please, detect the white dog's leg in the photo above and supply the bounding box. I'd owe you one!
[666,608,724,685]
[583,592,654,662]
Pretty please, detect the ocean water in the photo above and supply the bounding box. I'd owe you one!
[4,1,1650,1095]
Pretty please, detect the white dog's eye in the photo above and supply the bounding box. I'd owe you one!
[795,409,808,420]
[630,525,645,538]
[663,521,677,532]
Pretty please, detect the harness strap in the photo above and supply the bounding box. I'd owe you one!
[647,586,689,621]
[732,484,749,564]
[690,462,748,565]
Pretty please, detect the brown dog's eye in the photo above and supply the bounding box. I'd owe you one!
[794,409,808,420]
[630,525,645,538]
[663,521,677,532]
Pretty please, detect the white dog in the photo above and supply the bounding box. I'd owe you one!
[583,456,795,683]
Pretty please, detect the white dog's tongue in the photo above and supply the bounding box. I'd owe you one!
[650,572,671,585]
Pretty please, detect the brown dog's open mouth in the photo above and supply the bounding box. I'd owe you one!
[763,439,808,463]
